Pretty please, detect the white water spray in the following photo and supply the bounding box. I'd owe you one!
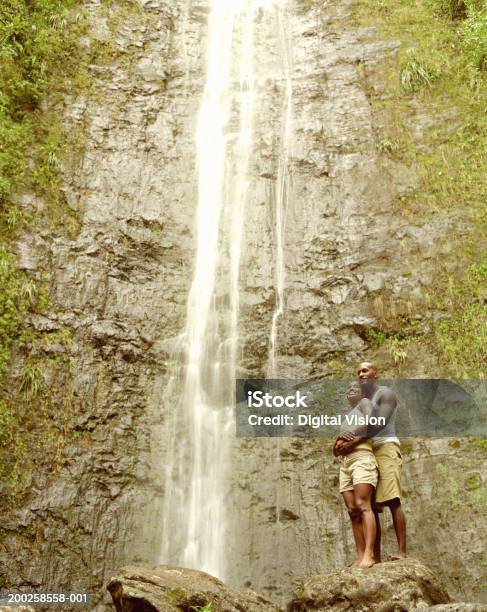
[159,0,267,580]
[159,0,293,581]
[267,7,293,378]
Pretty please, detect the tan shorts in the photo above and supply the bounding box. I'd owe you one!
[339,450,378,493]
[374,442,403,503]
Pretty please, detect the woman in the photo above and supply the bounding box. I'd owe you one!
[333,383,378,567]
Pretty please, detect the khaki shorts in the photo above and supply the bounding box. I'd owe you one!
[339,450,378,493]
[374,442,403,503]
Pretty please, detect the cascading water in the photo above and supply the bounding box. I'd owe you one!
[264,5,293,557]
[267,8,293,379]
[159,0,292,581]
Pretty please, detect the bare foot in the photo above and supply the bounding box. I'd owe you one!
[389,554,406,561]
[346,559,362,567]
[358,557,375,568]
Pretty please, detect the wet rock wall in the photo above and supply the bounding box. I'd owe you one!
[1,0,485,609]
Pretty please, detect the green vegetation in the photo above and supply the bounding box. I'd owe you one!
[0,247,34,377]
[191,604,212,612]
[0,0,85,216]
[325,356,347,377]
[436,460,487,512]
[433,262,486,377]
[0,245,38,497]
[367,263,486,377]
[474,438,487,453]
[365,329,387,349]
[429,0,469,21]
[0,398,25,494]
[400,49,437,92]
[0,0,86,500]
[19,365,43,398]
[0,0,148,500]
[354,0,486,377]
[164,588,213,611]
[428,0,487,79]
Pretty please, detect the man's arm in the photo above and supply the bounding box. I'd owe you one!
[334,398,374,441]
[335,390,397,454]
[365,388,396,436]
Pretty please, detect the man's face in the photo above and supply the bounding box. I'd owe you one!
[357,362,378,390]
[346,383,361,407]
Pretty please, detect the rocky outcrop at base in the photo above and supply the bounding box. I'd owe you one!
[107,565,283,612]
[106,560,485,612]
[288,558,452,611]
[425,606,487,611]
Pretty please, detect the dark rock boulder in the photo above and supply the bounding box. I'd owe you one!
[107,565,283,611]
[288,558,452,611]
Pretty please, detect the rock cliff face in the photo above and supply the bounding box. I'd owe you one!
[226,0,487,604]
[2,0,198,608]
[0,0,485,610]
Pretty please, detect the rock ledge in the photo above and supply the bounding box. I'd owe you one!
[107,564,282,611]
[289,558,452,611]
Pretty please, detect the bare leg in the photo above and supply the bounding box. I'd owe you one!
[373,508,381,563]
[354,483,376,568]
[388,498,406,560]
[342,491,365,565]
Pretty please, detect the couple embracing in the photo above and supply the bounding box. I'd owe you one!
[332,362,407,567]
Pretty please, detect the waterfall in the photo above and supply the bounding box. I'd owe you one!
[267,7,293,379]
[159,0,258,580]
[264,4,293,559]
[159,0,292,581]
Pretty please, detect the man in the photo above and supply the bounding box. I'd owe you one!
[335,362,407,561]
[333,382,378,567]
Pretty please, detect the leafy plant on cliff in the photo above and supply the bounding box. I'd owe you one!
[20,365,44,398]
[400,50,437,92]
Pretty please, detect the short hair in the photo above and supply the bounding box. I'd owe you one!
[358,361,378,373]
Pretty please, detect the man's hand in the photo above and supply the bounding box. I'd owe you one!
[333,437,347,456]
[336,439,359,455]
[338,431,356,442]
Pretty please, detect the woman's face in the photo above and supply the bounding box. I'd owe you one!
[346,384,361,406]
